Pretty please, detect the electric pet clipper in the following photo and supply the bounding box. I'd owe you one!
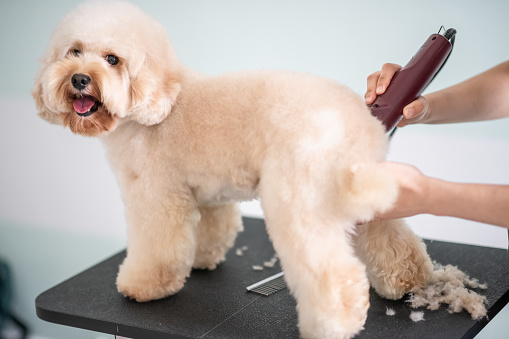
[370,27,457,133]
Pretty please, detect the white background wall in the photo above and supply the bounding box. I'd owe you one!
[1,1,508,338]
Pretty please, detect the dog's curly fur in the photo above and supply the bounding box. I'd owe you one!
[33,1,434,337]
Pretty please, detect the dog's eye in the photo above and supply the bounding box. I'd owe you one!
[106,54,119,66]
[72,49,80,57]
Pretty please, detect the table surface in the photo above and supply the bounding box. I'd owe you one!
[36,217,509,339]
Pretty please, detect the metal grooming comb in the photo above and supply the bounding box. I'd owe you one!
[246,272,287,296]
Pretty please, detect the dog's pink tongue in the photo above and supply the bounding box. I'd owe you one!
[73,96,95,114]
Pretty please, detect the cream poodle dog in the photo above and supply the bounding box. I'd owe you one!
[33,1,433,338]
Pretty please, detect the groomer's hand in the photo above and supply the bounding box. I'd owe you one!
[375,162,430,220]
[376,161,509,228]
[365,63,430,127]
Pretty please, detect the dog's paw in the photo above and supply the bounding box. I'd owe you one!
[355,219,434,300]
[116,260,188,302]
[368,242,433,300]
[192,245,227,270]
[296,265,370,339]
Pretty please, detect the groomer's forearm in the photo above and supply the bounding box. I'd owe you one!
[424,61,509,124]
[425,178,509,229]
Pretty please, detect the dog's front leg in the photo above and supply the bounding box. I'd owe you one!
[116,189,200,302]
[193,203,243,270]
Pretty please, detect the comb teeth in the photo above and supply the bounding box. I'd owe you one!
[246,272,287,296]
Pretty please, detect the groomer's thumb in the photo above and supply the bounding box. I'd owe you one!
[399,96,429,126]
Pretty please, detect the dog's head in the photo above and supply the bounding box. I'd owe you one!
[32,0,181,136]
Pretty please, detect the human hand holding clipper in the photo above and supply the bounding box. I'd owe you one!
[366,64,431,127]
[366,27,457,132]
[364,29,509,228]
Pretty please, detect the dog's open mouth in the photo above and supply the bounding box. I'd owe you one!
[73,95,102,117]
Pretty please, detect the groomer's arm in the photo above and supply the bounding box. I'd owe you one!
[365,60,509,125]
[376,162,509,229]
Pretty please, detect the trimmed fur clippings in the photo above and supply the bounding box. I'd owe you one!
[409,311,425,322]
[408,262,487,320]
[385,307,396,316]
[34,1,453,338]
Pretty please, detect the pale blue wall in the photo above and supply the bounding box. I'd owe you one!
[2,0,509,139]
[1,1,508,338]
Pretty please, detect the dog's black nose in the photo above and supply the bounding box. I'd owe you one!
[71,74,91,90]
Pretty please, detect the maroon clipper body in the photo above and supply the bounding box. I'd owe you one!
[370,27,457,133]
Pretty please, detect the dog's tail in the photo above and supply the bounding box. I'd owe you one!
[338,162,399,223]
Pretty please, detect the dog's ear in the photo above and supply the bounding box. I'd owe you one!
[128,52,182,126]
[32,64,63,126]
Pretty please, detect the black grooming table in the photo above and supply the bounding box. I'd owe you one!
[36,217,509,339]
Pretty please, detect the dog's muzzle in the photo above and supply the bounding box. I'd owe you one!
[71,73,91,91]
[73,95,101,117]
[71,74,101,117]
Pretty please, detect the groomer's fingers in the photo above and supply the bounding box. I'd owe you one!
[376,63,402,94]
[365,63,402,104]
[365,71,381,104]
[397,96,429,127]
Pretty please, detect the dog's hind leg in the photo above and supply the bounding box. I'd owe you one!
[259,158,373,339]
[353,219,433,300]
[116,189,200,302]
[193,203,243,270]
